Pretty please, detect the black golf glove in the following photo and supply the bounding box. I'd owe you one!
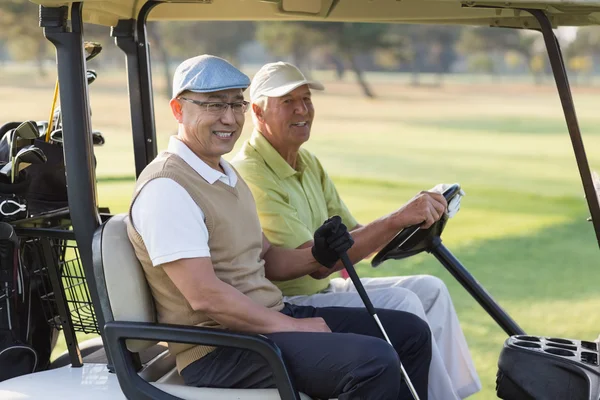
[312,215,354,268]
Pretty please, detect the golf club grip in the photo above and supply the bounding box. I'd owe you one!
[339,253,377,316]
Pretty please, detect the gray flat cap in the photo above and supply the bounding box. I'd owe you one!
[172,54,250,99]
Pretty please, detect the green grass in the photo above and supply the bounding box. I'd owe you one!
[2,67,599,399]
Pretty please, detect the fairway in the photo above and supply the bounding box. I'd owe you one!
[1,67,599,399]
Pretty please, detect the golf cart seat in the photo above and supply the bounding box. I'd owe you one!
[92,213,314,400]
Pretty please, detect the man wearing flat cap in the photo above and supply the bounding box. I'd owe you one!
[126,54,434,400]
[231,61,482,399]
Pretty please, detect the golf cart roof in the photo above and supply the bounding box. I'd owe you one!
[31,0,600,28]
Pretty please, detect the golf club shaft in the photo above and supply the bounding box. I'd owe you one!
[339,253,421,400]
[46,79,60,142]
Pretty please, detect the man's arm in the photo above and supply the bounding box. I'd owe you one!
[162,257,330,334]
[261,233,322,281]
[309,191,448,279]
[132,178,329,334]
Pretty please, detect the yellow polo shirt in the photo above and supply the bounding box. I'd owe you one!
[231,130,358,296]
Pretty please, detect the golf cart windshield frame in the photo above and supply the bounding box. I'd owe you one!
[38,2,600,399]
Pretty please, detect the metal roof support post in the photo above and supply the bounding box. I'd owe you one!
[525,9,600,248]
[112,2,160,178]
[41,2,108,359]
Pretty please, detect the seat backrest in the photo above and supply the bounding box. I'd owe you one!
[93,213,157,352]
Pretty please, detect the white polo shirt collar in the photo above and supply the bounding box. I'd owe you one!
[168,136,237,187]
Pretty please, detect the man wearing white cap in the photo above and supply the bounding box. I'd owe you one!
[232,61,482,399]
[126,54,434,400]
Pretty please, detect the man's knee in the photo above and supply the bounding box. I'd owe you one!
[421,275,448,296]
[383,310,432,358]
[371,286,427,318]
[402,311,432,343]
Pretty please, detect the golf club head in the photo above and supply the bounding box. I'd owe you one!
[92,131,105,146]
[11,145,47,183]
[52,107,62,130]
[51,129,103,146]
[0,162,11,181]
[36,121,49,136]
[49,129,63,144]
[10,121,38,152]
[14,121,39,141]
[84,42,102,62]
[87,70,97,85]
[17,146,47,164]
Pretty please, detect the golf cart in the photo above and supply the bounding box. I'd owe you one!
[0,1,599,399]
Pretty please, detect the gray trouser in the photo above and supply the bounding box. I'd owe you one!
[180,303,432,400]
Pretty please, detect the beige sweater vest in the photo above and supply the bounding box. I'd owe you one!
[126,152,284,372]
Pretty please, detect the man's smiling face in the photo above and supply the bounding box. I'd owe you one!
[178,88,246,160]
[263,84,314,148]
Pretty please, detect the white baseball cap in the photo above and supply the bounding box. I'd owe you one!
[250,61,324,103]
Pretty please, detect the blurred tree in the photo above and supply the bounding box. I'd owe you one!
[315,22,408,97]
[565,27,600,85]
[0,0,53,76]
[155,21,255,98]
[388,24,461,86]
[148,22,173,99]
[468,53,495,76]
[256,21,407,98]
[160,21,255,65]
[457,26,547,83]
[255,22,324,73]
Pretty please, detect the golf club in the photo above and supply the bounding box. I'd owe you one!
[14,145,47,175]
[6,122,40,182]
[49,128,105,146]
[3,121,39,152]
[13,121,39,143]
[49,129,62,144]
[0,162,10,182]
[87,70,97,85]
[84,41,102,62]
[41,43,101,142]
[10,146,47,183]
[92,130,105,146]
[44,79,60,142]
[339,252,421,400]
[36,121,49,137]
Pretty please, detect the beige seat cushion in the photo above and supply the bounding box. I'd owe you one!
[101,214,158,352]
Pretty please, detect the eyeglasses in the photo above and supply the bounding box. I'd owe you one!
[178,97,249,115]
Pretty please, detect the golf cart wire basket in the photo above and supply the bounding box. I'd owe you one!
[23,235,98,334]
[12,207,102,340]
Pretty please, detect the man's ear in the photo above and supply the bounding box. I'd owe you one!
[170,98,184,122]
[252,103,265,123]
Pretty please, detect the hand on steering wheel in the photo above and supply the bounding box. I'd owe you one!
[397,191,448,229]
[371,184,463,267]
[430,183,465,219]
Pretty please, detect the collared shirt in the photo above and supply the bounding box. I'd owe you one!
[132,136,237,266]
[231,130,358,296]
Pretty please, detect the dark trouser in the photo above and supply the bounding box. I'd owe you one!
[181,303,432,400]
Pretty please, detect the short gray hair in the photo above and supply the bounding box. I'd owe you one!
[251,95,268,125]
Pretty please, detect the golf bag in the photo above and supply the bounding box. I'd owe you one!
[0,122,68,218]
[0,223,55,382]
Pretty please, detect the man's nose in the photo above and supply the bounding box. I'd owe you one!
[220,105,236,124]
[294,100,308,115]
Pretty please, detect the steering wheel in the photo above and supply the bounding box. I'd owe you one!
[371,184,462,267]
